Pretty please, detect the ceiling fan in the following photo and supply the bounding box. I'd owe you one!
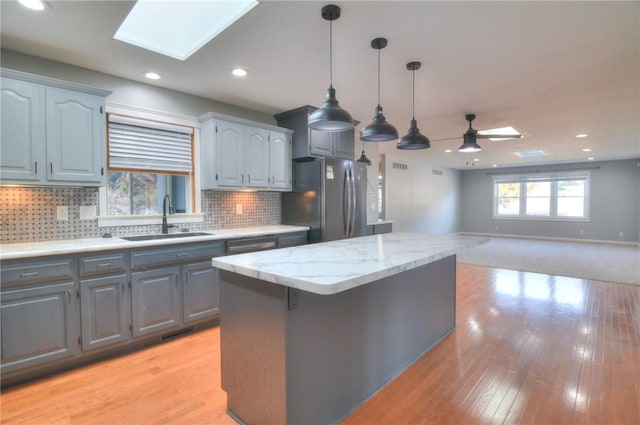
[433,113,522,153]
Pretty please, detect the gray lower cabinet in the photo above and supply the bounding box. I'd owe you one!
[80,274,130,352]
[183,261,219,323]
[1,282,79,374]
[131,267,181,338]
[277,231,308,248]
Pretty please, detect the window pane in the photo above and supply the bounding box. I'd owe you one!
[526,197,551,216]
[558,197,585,217]
[526,181,550,197]
[498,198,520,215]
[558,180,585,197]
[498,182,520,197]
[107,171,186,216]
[496,182,520,216]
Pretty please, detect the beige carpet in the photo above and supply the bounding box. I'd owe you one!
[456,236,640,285]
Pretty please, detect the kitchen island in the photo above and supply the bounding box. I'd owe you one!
[212,232,486,425]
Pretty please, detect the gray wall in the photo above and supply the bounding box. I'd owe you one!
[460,159,640,243]
[1,49,275,124]
[383,154,461,235]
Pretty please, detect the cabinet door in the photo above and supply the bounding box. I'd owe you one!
[1,282,79,374]
[244,126,270,188]
[45,87,105,184]
[215,120,245,187]
[131,267,181,338]
[183,261,219,323]
[0,78,44,182]
[269,131,291,190]
[80,274,130,352]
[309,129,333,157]
[333,129,355,160]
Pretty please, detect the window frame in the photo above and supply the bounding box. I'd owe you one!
[493,171,590,222]
[98,103,203,228]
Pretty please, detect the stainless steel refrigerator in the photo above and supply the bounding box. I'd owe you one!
[282,157,368,243]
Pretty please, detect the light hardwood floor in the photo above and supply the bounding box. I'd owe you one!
[1,263,639,425]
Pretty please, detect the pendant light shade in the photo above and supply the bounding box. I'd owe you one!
[357,149,373,166]
[397,61,430,150]
[361,38,398,142]
[308,5,354,131]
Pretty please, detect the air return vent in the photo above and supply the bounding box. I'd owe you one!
[392,162,408,170]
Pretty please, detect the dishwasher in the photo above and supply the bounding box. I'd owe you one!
[225,235,278,255]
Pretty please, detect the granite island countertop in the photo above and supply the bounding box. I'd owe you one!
[0,225,309,260]
[212,232,488,295]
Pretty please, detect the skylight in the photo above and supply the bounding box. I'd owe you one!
[514,150,547,158]
[114,0,258,61]
[478,126,521,141]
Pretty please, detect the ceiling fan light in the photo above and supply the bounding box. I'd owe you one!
[457,138,482,153]
[361,105,399,141]
[308,86,354,131]
[397,119,430,150]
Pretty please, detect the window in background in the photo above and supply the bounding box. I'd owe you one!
[493,173,589,220]
[106,114,193,216]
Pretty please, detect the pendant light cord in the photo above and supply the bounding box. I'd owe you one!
[377,48,381,106]
[412,68,416,120]
[329,19,333,88]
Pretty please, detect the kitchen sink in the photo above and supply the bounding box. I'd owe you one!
[120,232,213,241]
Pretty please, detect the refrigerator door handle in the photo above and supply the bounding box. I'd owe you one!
[351,167,357,237]
[344,167,351,237]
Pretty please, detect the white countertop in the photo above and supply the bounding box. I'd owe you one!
[212,232,487,295]
[0,225,309,260]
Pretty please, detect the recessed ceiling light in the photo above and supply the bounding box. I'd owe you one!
[145,72,161,80]
[582,148,592,152]
[114,0,258,61]
[232,68,248,77]
[478,126,522,141]
[587,157,595,161]
[575,133,589,138]
[445,149,452,153]
[18,0,45,11]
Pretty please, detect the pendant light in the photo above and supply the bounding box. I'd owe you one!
[360,38,398,142]
[357,141,373,166]
[308,4,354,131]
[396,61,430,150]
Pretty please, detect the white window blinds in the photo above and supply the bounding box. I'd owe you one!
[108,114,193,173]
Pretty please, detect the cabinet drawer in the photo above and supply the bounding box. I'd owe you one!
[131,241,224,270]
[79,252,127,277]
[1,257,75,287]
[277,231,308,248]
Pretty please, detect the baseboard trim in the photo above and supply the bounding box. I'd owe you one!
[454,232,640,247]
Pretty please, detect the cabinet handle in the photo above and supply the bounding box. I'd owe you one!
[241,174,244,183]
[67,289,72,303]
[101,167,104,176]
[96,262,112,269]
[50,162,53,175]
[19,271,39,278]
[34,161,38,174]
[248,174,251,183]
[121,281,125,294]
[176,252,187,258]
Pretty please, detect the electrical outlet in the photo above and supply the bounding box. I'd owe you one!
[56,206,69,221]
[236,204,243,215]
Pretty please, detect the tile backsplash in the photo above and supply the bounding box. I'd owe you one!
[0,187,281,243]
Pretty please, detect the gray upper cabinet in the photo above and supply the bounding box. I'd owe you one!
[274,105,356,161]
[199,112,292,191]
[0,69,110,186]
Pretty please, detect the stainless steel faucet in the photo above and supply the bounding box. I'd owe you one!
[161,194,174,234]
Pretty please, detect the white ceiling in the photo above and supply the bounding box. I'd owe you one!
[1,0,639,170]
